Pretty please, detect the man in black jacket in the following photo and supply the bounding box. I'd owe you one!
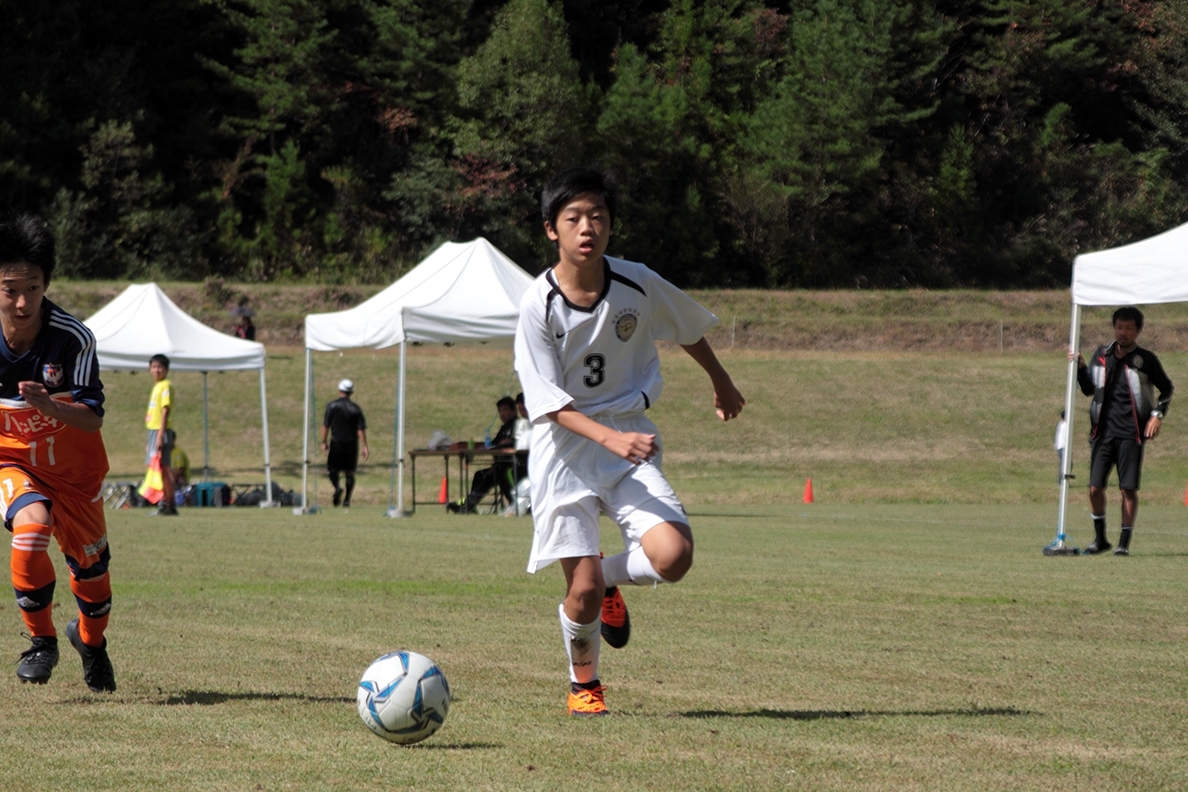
[1074,307,1174,556]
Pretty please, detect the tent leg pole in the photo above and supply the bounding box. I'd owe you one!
[260,368,273,507]
[1050,303,1082,555]
[299,348,312,515]
[388,340,407,518]
[202,372,210,482]
[386,353,398,515]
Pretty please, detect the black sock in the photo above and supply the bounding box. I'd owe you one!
[1092,514,1107,544]
[572,679,602,693]
[1118,527,1133,549]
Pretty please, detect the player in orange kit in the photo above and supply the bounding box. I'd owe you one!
[0,214,116,692]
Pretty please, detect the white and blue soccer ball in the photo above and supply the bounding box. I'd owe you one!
[357,651,451,744]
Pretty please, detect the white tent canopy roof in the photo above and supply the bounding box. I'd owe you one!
[84,283,265,371]
[1072,221,1188,307]
[304,237,536,351]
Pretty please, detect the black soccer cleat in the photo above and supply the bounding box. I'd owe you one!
[66,618,116,693]
[600,586,631,649]
[1082,541,1112,555]
[1113,546,1130,556]
[16,634,59,685]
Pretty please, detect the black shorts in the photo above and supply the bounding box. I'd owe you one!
[327,447,358,474]
[1089,436,1144,491]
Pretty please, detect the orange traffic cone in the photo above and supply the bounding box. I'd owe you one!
[1183,481,1188,507]
[803,477,814,504]
[438,476,449,504]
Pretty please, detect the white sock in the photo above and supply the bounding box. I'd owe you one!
[626,546,666,585]
[604,547,666,586]
[559,603,601,685]
[602,552,631,587]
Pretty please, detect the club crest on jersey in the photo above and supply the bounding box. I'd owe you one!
[614,309,639,342]
[42,363,64,387]
[1132,354,1144,369]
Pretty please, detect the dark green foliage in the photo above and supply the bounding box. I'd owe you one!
[3,0,1188,285]
[49,120,206,280]
[598,0,783,286]
[450,0,595,267]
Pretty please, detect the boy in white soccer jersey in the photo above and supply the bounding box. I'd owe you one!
[514,167,745,716]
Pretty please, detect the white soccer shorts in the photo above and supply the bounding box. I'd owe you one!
[526,411,688,573]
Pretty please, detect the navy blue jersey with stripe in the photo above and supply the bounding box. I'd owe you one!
[0,298,105,416]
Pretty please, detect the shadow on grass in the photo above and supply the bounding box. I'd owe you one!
[679,706,1036,720]
[159,690,354,706]
[396,742,501,750]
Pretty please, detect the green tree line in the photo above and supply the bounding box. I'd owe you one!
[2,0,1186,287]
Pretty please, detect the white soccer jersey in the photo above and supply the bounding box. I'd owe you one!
[514,257,718,423]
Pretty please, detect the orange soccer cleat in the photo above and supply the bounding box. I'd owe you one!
[567,683,608,717]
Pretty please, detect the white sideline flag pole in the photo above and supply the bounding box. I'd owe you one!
[1051,301,1081,553]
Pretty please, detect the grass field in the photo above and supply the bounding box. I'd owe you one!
[1,504,1186,791]
[6,285,1188,789]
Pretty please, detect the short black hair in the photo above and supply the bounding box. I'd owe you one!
[514,391,524,404]
[496,396,516,411]
[1112,306,1144,331]
[150,354,171,370]
[541,167,617,230]
[0,214,56,284]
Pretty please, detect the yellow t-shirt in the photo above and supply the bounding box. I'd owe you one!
[171,446,190,482]
[146,379,173,430]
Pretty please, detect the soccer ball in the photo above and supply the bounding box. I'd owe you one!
[356,651,451,745]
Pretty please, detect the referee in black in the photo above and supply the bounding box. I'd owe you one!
[321,378,369,508]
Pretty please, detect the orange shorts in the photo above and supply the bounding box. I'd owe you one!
[0,465,109,570]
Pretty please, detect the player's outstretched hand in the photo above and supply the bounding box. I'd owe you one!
[714,382,745,422]
[605,431,656,465]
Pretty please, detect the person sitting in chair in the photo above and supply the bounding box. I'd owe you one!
[449,396,517,514]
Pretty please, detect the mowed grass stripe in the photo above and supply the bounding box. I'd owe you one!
[1,504,1187,790]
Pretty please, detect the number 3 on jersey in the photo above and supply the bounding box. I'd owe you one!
[584,354,605,387]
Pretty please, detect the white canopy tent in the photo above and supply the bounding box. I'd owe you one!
[1053,221,1188,549]
[300,237,536,514]
[84,283,274,504]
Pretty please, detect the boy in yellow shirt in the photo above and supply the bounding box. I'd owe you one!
[145,354,176,515]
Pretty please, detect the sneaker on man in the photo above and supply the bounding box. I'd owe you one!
[567,682,608,716]
[16,634,59,685]
[600,586,631,649]
[66,618,116,693]
[1113,546,1130,556]
[1083,541,1112,555]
